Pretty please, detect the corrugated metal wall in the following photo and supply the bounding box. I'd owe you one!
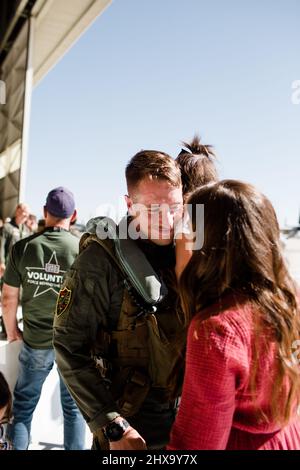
[0,20,30,219]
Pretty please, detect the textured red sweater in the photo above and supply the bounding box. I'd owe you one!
[168,295,300,450]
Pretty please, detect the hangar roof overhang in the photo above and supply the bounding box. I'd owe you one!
[0,0,111,85]
[0,0,111,218]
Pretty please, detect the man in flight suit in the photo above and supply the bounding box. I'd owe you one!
[53,151,185,450]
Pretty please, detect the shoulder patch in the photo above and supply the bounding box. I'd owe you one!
[55,287,72,317]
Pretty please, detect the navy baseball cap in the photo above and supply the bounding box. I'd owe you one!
[45,187,75,218]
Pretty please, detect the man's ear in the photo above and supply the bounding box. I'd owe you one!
[70,210,77,224]
[124,195,135,216]
[43,206,47,218]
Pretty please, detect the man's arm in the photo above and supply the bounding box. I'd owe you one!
[2,242,23,342]
[2,283,23,342]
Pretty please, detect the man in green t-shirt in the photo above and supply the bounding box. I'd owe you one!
[2,187,86,450]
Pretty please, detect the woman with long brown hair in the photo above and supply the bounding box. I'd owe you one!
[168,180,300,450]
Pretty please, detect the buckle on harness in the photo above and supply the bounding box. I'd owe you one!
[130,370,148,387]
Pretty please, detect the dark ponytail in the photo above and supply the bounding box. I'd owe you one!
[176,135,218,198]
[180,135,216,159]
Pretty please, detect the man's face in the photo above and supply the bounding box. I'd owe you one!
[15,204,29,224]
[26,216,37,231]
[126,178,183,246]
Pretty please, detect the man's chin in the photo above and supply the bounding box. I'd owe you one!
[138,228,174,245]
[149,237,173,246]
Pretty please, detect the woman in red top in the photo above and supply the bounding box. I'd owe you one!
[168,180,300,450]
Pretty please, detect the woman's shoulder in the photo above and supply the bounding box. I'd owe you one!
[187,294,253,379]
[190,293,254,348]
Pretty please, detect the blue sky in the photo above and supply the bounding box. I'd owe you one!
[26,0,300,226]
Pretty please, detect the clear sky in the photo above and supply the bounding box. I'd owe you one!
[26,0,300,226]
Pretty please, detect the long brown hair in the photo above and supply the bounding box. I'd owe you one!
[180,179,300,423]
[176,135,218,199]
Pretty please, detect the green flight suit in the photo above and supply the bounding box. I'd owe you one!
[53,228,183,449]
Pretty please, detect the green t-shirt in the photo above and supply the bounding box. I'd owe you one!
[4,227,79,348]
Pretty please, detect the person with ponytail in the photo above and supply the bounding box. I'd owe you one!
[174,135,218,279]
[168,180,300,450]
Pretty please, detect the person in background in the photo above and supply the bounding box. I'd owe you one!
[174,135,218,280]
[2,187,86,450]
[168,180,300,450]
[69,218,84,239]
[25,214,38,234]
[37,219,46,232]
[0,372,13,450]
[0,203,30,276]
[0,204,30,337]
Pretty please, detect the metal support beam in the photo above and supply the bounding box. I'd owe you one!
[19,16,34,203]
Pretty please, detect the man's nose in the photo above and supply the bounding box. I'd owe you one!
[159,210,174,228]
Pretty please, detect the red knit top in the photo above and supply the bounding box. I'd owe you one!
[168,294,300,450]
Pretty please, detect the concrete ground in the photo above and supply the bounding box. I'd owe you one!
[0,337,92,450]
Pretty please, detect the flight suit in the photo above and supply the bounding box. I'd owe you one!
[53,230,185,449]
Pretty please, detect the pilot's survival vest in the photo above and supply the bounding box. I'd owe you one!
[80,217,186,417]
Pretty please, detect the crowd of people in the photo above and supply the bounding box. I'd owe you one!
[0,136,300,451]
